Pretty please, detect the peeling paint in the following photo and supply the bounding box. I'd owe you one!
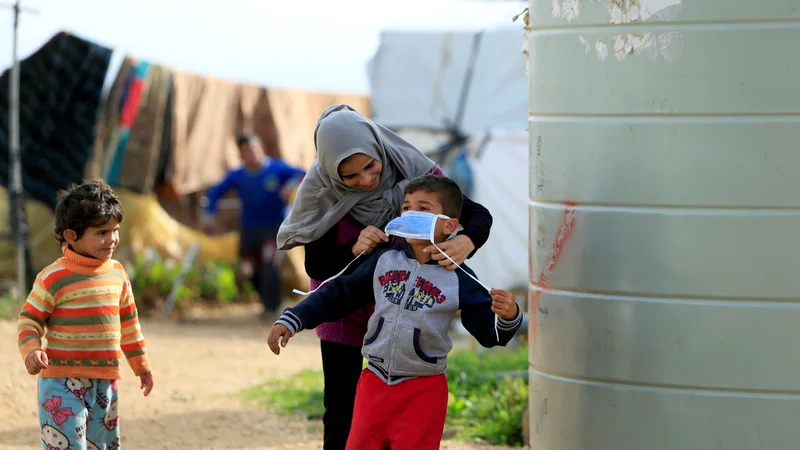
[552,0,601,22]
[596,41,609,61]
[608,0,683,24]
[578,36,592,56]
[643,33,659,61]
[657,31,685,64]
[612,32,654,62]
[602,31,683,63]
[552,0,583,22]
[519,9,531,79]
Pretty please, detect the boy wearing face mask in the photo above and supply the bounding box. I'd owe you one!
[268,175,521,450]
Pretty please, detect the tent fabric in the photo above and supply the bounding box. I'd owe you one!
[165,69,276,196]
[368,27,527,137]
[167,79,373,195]
[265,88,372,170]
[464,130,529,292]
[0,31,112,209]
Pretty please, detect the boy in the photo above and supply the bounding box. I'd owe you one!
[203,134,305,319]
[268,175,521,450]
[17,180,153,450]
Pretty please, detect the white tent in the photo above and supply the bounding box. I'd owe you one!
[466,130,529,293]
[368,20,528,136]
[367,16,530,292]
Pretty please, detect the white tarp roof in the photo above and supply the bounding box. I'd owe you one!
[368,21,528,136]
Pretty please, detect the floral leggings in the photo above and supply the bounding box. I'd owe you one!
[38,377,120,450]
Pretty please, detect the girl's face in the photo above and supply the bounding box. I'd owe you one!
[338,153,383,191]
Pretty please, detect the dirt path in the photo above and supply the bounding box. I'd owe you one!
[0,305,513,450]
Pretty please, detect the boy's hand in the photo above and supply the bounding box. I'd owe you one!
[425,235,475,270]
[268,324,293,355]
[138,371,154,397]
[490,289,519,321]
[352,226,389,256]
[25,349,48,375]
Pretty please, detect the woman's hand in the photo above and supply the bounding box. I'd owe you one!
[424,235,475,270]
[268,324,292,355]
[352,226,389,256]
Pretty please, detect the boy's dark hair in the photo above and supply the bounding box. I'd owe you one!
[54,180,124,244]
[404,175,463,219]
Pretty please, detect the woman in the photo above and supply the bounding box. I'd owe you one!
[278,104,492,450]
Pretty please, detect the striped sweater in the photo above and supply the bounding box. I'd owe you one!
[17,247,151,379]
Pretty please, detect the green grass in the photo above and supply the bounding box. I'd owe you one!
[240,369,326,418]
[239,345,529,446]
[0,293,17,320]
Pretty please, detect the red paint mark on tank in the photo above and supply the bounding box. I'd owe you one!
[530,202,578,340]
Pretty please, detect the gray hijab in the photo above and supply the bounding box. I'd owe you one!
[277,104,435,250]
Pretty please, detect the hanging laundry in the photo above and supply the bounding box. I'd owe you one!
[0,31,112,209]
[105,60,150,185]
[91,56,172,194]
[166,70,275,196]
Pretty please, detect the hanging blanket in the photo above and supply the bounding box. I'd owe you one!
[0,31,112,209]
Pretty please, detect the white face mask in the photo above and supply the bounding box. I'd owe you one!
[384,210,449,241]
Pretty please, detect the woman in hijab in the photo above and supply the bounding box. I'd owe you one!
[278,104,492,450]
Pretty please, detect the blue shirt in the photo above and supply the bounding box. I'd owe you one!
[205,159,305,229]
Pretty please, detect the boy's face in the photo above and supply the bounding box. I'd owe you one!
[65,218,120,260]
[401,190,459,245]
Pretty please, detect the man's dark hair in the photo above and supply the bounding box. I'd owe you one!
[404,175,464,219]
[236,134,258,148]
[54,180,124,244]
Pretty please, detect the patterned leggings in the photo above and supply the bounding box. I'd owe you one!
[38,377,120,450]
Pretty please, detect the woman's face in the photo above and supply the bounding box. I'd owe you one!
[338,153,383,191]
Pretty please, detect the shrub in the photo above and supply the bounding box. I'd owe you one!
[128,248,252,313]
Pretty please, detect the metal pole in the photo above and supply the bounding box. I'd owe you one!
[9,0,25,302]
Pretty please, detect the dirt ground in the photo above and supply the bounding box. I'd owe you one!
[0,305,515,450]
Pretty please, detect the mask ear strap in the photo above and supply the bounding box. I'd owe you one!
[430,242,500,343]
[293,251,367,296]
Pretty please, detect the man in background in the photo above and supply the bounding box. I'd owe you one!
[203,135,305,319]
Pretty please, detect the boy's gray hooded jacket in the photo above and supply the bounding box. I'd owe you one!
[276,242,522,385]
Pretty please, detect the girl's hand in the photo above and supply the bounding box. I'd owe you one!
[139,372,154,397]
[25,349,48,375]
[490,289,519,321]
[352,226,389,256]
[424,235,475,270]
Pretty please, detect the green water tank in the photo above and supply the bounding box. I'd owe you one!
[528,1,800,448]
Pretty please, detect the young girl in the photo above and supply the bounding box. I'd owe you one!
[17,180,153,450]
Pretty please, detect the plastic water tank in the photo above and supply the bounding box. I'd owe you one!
[528,1,800,448]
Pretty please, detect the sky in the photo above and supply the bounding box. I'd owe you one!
[0,0,527,93]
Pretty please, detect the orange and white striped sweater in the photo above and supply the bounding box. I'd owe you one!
[17,247,151,379]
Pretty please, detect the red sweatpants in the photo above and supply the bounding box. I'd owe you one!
[346,369,448,450]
